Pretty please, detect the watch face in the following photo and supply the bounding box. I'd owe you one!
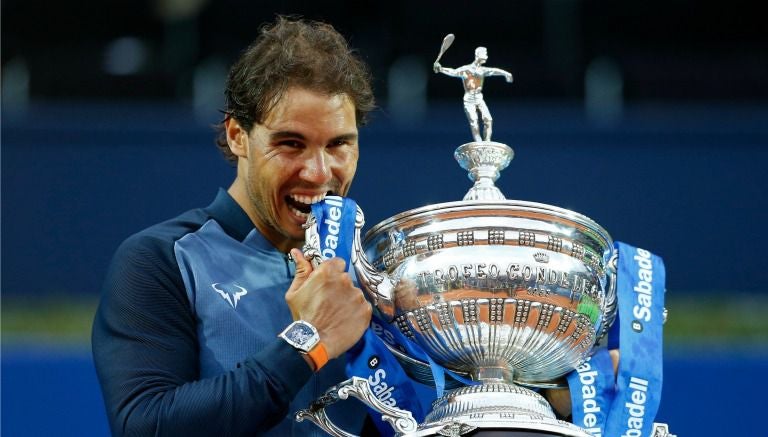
[280,321,319,352]
[287,323,314,344]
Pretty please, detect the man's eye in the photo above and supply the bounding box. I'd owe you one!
[329,139,350,147]
[278,140,302,148]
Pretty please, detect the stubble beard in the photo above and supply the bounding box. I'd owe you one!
[245,175,304,250]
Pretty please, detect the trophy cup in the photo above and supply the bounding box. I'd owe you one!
[296,36,672,437]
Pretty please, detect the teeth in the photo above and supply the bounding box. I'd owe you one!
[289,206,309,219]
[289,193,327,205]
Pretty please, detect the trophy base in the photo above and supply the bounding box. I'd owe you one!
[411,383,591,437]
[296,377,675,437]
[418,429,575,437]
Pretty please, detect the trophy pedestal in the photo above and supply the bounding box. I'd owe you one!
[414,383,591,437]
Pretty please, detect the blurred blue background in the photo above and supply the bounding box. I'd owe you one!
[3,1,767,436]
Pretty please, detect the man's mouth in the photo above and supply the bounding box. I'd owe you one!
[285,192,334,219]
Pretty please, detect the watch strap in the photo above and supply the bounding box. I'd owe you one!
[306,341,329,372]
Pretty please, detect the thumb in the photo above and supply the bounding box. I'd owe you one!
[286,249,315,320]
[287,249,314,293]
[294,248,314,273]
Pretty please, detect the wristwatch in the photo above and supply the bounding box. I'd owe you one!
[278,320,328,372]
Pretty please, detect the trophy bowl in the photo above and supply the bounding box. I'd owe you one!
[355,199,616,389]
[298,197,617,436]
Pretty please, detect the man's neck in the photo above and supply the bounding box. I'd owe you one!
[226,179,301,253]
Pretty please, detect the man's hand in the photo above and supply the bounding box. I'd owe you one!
[505,72,513,83]
[285,249,372,359]
[433,62,442,73]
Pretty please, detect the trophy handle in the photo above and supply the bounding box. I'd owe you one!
[596,249,669,344]
[350,206,396,319]
[295,376,418,437]
[596,249,619,343]
[301,212,324,268]
[302,205,396,319]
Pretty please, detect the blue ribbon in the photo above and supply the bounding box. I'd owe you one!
[309,196,357,270]
[566,347,616,435]
[370,310,478,398]
[568,241,666,437]
[310,197,437,436]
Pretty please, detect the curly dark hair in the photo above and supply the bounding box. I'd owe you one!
[215,16,376,164]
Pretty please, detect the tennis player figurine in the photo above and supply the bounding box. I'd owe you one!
[434,45,513,142]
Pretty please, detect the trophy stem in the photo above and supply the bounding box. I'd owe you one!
[471,366,515,384]
[454,141,514,201]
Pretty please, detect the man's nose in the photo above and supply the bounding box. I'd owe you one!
[299,150,333,185]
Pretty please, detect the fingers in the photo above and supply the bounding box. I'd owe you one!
[283,255,370,359]
[318,256,346,273]
[291,251,346,274]
[288,255,346,296]
[285,255,350,312]
[321,290,372,359]
[544,388,572,417]
[610,349,620,374]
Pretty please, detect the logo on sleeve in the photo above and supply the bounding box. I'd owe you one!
[211,283,248,309]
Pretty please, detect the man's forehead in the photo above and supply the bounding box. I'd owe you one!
[257,87,357,137]
[262,88,354,121]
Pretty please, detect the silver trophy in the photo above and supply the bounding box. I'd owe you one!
[297,36,673,437]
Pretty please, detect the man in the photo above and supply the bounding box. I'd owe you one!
[434,47,513,142]
[92,17,375,436]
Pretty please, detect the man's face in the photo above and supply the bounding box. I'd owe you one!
[242,87,359,251]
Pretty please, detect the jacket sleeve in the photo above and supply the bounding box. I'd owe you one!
[91,234,313,436]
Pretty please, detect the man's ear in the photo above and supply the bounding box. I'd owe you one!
[225,118,249,158]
